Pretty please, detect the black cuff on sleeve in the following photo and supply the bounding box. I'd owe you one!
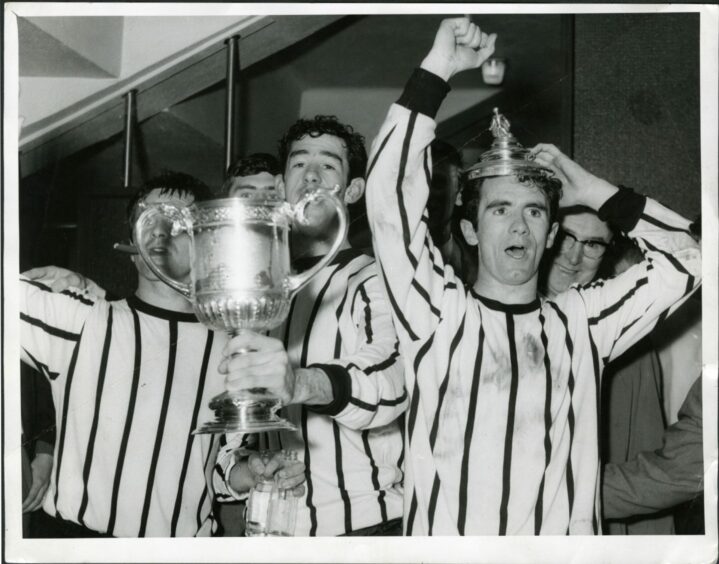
[396,68,451,120]
[305,363,352,416]
[597,185,647,233]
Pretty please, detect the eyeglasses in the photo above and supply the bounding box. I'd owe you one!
[558,230,609,260]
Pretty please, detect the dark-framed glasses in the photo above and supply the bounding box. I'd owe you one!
[558,230,609,259]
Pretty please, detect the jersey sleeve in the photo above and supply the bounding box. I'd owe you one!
[578,190,701,366]
[213,432,257,503]
[19,276,96,380]
[365,68,460,342]
[307,265,407,429]
[602,377,704,518]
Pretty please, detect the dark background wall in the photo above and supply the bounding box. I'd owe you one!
[573,13,700,220]
[19,13,703,298]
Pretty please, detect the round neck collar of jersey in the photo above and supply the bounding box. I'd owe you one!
[469,289,540,314]
[127,294,198,322]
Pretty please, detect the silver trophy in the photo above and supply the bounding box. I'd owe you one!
[134,188,348,434]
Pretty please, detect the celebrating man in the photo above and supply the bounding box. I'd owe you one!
[214,116,407,536]
[19,172,304,537]
[365,17,700,535]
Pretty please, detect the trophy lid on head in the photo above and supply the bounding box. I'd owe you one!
[464,108,553,180]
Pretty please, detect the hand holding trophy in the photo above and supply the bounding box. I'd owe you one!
[134,187,347,433]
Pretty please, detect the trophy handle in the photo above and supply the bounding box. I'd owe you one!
[285,188,348,294]
[133,203,193,299]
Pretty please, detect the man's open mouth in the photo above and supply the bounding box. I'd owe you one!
[505,245,527,260]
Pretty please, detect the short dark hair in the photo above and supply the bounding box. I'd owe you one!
[222,153,280,194]
[461,173,562,230]
[278,115,367,182]
[225,152,280,179]
[126,170,213,236]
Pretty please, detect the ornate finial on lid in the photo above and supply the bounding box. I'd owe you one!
[464,108,553,181]
[489,107,513,141]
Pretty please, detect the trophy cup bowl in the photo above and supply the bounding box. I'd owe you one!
[134,189,348,434]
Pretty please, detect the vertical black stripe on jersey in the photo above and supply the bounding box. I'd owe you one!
[332,421,352,533]
[366,124,396,180]
[406,488,418,535]
[397,413,406,482]
[548,302,576,524]
[378,262,419,341]
[171,331,214,536]
[358,283,373,344]
[301,406,318,535]
[457,326,484,535]
[196,433,216,532]
[138,320,179,536]
[534,312,554,535]
[407,332,436,444]
[427,472,441,535]
[588,332,602,535]
[53,335,82,513]
[429,314,466,451]
[361,430,388,523]
[498,313,520,535]
[107,306,142,535]
[282,298,298,348]
[300,263,341,367]
[395,110,420,270]
[77,307,114,527]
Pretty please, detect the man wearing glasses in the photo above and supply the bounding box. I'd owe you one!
[543,206,613,297]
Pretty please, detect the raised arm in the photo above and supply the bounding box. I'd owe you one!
[533,144,701,364]
[365,18,496,341]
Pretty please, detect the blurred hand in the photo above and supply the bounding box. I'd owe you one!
[22,453,53,513]
[22,265,106,299]
[247,450,306,497]
[421,17,497,82]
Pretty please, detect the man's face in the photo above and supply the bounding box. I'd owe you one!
[283,133,350,203]
[132,189,194,283]
[227,172,277,197]
[283,133,352,234]
[546,212,613,295]
[473,176,557,290]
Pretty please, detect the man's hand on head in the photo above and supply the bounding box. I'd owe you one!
[421,17,497,82]
[530,143,619,210]
[22,266,106,299]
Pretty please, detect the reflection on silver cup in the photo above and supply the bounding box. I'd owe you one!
[134,189,348,434]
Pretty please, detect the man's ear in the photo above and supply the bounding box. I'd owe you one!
[344,178,365,204]
[460,219,478,246]
[545,221,559,249]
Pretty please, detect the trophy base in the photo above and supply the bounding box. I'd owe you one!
[193,394,297,435]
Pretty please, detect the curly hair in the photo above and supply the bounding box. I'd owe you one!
[126,170,213,237]
[461,173,562,231]
[278,115,367,182]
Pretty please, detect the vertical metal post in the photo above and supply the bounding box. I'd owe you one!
[224,35,240,173]
[123,90,137,189]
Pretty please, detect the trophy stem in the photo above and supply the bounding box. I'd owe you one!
[193,360,298,434]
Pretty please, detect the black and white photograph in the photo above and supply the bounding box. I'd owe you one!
[3,3,717,563]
